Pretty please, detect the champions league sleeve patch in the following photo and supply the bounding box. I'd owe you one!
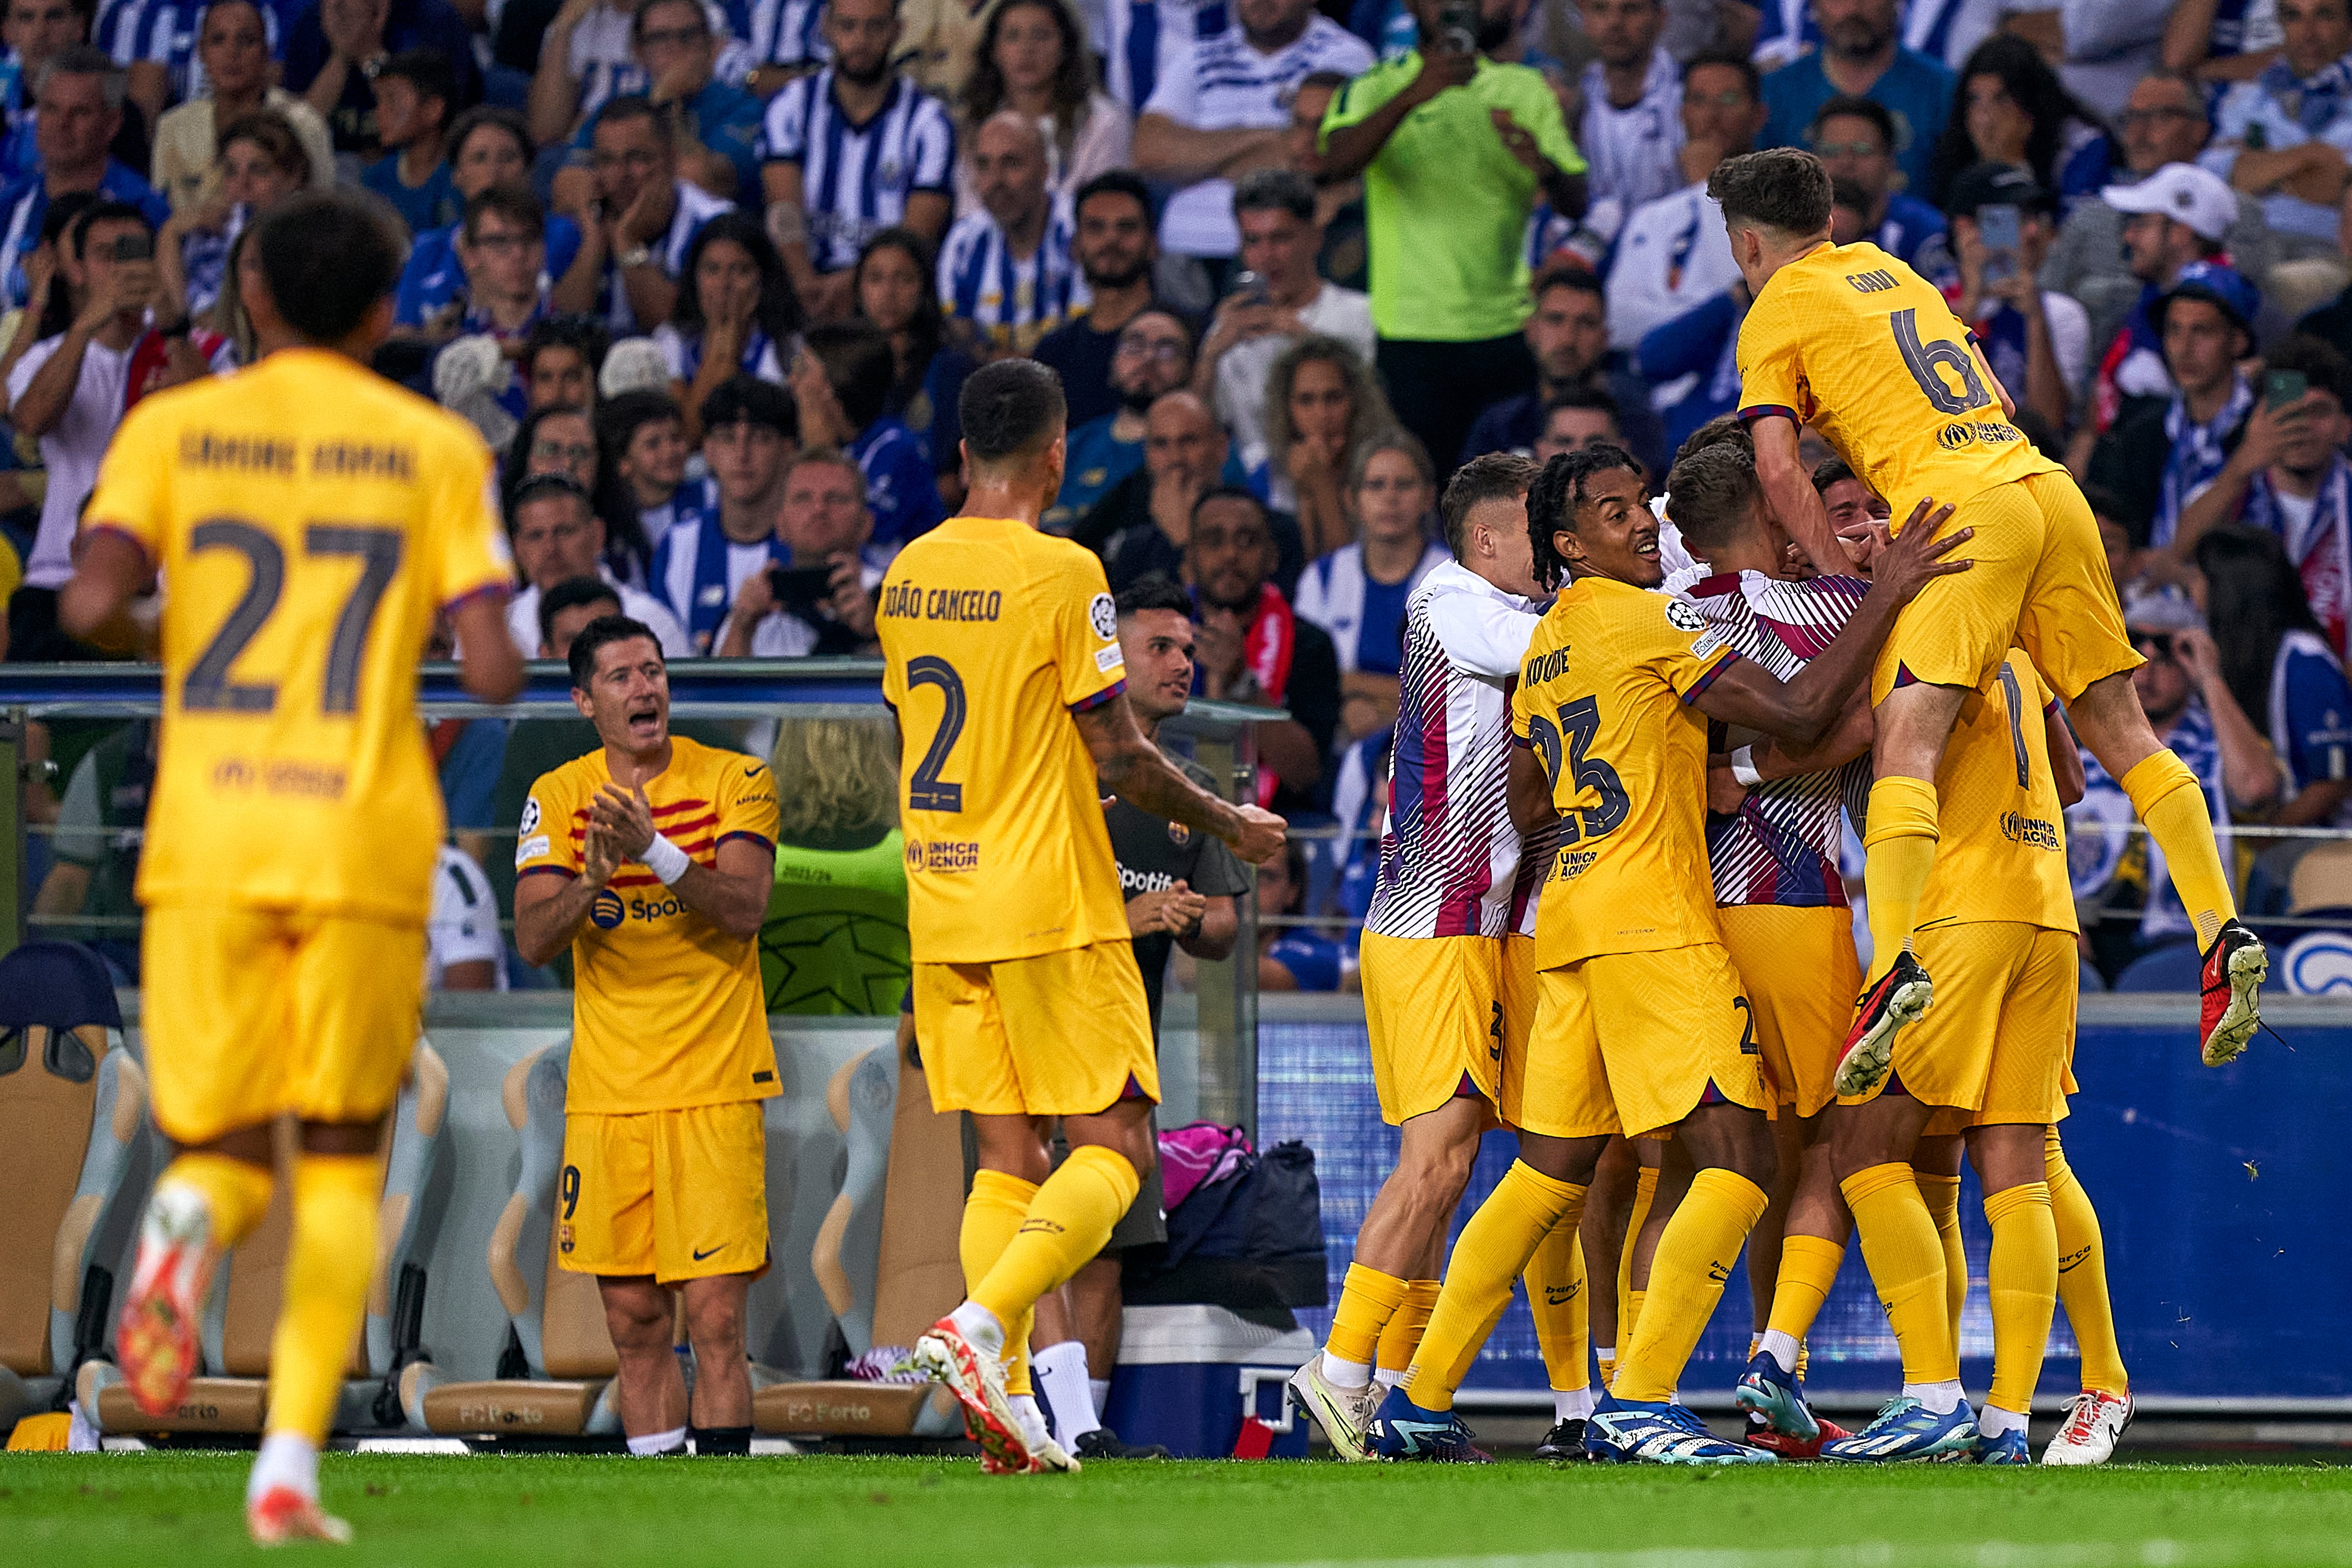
[1665,598,1705,635]
[1089,592,1118,640]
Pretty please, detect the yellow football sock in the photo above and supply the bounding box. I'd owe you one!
[1400,1162,1585,1412]
[970,1147,1138,1330]
[156,1151,275,1250]
[1525,1226,1588,1394]
[1765,1234,1846,1344]
[1842,1162,1958,1384]
[2121,752,2236,948]
[1917,1171,1966,1347]
[1618,1166,1658,1355]
[960,1169,1038,1394]
[1862,776,1941,985]
[1982,1182,2058,1414]
[1619,1289,1646,1385]
[1374,1279,1440,1378]
[1327,1263,1410,1368]
[263,1155,379,1446]
[1615,1169,1767,1403]
[2047,1131,2128,1394]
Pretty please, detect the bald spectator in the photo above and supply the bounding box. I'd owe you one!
[1082,388,1301,592]
[936,109,1085,353]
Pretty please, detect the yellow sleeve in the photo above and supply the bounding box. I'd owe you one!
[515,770,578,880]
[717,754,781,855]
[1735,285,1813,428]
[81,396,175,565]
[1055,549,1127,713]
[1510,658,1536,744]
[1644,595,1739,702]
[431,437,517,612]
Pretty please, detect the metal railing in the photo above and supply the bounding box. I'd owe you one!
[0,658,1279,1133]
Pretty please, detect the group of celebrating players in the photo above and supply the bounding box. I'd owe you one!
[54,133,2275,1539]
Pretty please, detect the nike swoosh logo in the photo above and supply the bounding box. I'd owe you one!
[692,1246,723,1261]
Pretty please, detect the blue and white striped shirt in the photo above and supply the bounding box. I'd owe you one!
[601,178,734,335]
[97,0,299,102]
[733,0,827,66]
[759,70,956,273]
[936,203,1088,353]
[1097,0,1228,111]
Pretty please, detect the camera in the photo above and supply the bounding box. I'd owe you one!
[767,563,836,611]
[1437,0,1476,53]
[109,232,154,263]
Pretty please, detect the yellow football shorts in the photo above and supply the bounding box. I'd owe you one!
[1719,904,1860,1120]
[142,903,425,1145]
[913,940,1158,1116]
[1361,931,1505,1124]
[1844,920,2077,1126]
[1874,470,2140,706]
[1516,943,1769,1140]
[559,1100,769,1283]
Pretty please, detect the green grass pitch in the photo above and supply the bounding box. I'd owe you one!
[10,1453,2352,1567]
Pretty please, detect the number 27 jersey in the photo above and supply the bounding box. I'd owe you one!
[1512,576,1739,969]
[877,516,1133,964]
[1735,240,2061,518]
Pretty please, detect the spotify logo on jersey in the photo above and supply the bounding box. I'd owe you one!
[590,890,625,929]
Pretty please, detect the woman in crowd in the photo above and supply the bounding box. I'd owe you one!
[1259,336,1397,560]
[659,212,804,443]
[954,0,1131,216]
[791,319,947,563]
[502,402,652,585]
[156,111,308,324]
[2198,524,2352,828]
[855,228,973,509]
[1295,431,1449,743]
[1929,34,2111,211]
[149,0,333,212]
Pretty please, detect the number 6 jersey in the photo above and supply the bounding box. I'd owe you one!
[83,349,515,924]
[1734,240,2062,518]
[1512,575,1738,970]
[877,515,1134,963]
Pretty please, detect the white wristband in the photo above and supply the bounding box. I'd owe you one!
[1730,746,1762,788]
[642,832,691,885]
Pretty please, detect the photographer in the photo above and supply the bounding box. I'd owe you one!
[716,447,878,656]
[4,200,226,659]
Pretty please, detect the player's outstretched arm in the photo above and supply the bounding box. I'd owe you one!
[588,782,775,938]
[1507,742,1555,835]
[1693,499,1973,744]
[452,592,527,705]
[1748,413,1848,578]
[1075,692,1288,863]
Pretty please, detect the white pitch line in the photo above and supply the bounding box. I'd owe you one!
[1151,1540,2352,1568]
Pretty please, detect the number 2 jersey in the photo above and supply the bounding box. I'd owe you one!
[1512,574,1739,968]
[84,348,514,924]
[1735,240,2062,517]
[877,516,1132,964]
[1682,569,1872,907]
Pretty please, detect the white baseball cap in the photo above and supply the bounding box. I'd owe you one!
[2101,162,2238,244]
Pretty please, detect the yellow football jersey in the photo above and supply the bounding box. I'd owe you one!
[517,736,781,1114]
[1736,241,2062,518]
[877,515,1131,963]
[1918,650,2077,935]
[1512,575,1739,968]
[84,348,513,924]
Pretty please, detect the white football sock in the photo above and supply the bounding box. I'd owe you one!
[1089,1378,1110,1417]
[1903,1380,1966,1415]
[1372,1366,1404,1391]
[626,1425,687,1456]
[246,1433,318,1504]
[1321,1352,1372,1389]
[1553,1387,1595,1422]
[1759,1329,1802,1375]
[948,1301,1005,1357]
[1978,1403,2028,1439]
[1033,1342,1100,1444]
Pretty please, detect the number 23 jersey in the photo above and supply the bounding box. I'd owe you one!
[84,349,514,924]
[877,516,1133,964]
[1735,240,2061,517]
[1511,575,1739,969]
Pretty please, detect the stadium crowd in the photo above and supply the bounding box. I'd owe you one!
[8,0,2352,988]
